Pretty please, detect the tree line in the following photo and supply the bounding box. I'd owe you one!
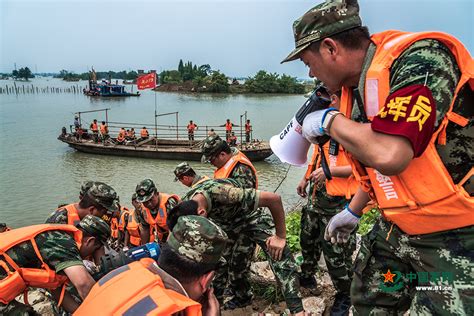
[54,70,139,81]
[159,59,306,94]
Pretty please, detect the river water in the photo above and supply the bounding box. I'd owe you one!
[0,78,309,227]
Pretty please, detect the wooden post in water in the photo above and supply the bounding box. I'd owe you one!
[176,112,179,140]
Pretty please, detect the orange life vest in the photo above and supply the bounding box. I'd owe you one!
[118,207,131,232]
[91,122,98,132]
[57,204,81,226]
[192,175,210,188]
[74,258,201,316]
[0,224,82,304]
[140,128,149,137]
[111,207,129,239]
[126,209,142,246]
[144,194,180,243]
[305,144,358,199]
[100,124,108,135]
[214,150,258,188]
[245,123,251,133]
[187,123,197,132]
[117,131,125,142]
[225,122,232,131]
[340,30,474,235]
[110,218,119,239]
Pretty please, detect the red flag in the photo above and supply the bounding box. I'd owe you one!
[137,73,156,90]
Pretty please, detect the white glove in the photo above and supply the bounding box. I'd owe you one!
[324,207,360,244]
[302,108,337,142]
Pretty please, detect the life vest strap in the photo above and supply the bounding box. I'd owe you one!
[458,167,474,187]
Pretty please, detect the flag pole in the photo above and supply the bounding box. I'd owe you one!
[154,73,158,150]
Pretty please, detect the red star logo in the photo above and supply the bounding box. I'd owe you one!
[382,269,396,283]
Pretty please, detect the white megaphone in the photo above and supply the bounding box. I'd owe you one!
[270,117,311,166]
[270,85,332,166]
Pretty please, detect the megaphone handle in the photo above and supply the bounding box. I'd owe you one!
[319,143,333,181]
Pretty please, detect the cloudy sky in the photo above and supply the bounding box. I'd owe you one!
[1,0,472,78]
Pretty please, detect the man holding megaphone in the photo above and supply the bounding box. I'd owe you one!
[275,0,473,315]
[296,89,359,316]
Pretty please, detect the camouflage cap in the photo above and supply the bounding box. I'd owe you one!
[281,0,362,63]
[167,215,228,265]
[135,178,157,203]
[79,181,95,198]
[174,162,193,181]
[77,215,111,245]
[86,182,119,213]
[201,135,226,163]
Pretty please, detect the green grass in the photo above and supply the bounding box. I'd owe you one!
[357,207,381,235]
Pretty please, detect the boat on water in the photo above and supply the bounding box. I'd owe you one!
[83,68,139,97]
[58,109,273,162]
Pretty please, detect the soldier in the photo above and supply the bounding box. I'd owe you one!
[75,215,227,316]
[134,179,180,244]
[202,134,257,189]
[46,181,119,263]
[0,215,110,314]
[201,135,258,309]
[46,181,120,226]
[167,178,305,315]
[174,162,210,188]
[297,141,357,315]
[282,0,473,314]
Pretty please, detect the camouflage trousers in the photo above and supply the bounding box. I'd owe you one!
[215,208,303,313]
[300,204,356,295]
[214,233,256,304]
[0,300,38,316]
[352,216,474,315]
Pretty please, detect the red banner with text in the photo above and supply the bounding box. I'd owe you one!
[137,73,156,90]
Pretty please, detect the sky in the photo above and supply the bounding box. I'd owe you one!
[1,0,472,78]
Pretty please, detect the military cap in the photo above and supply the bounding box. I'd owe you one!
[201,135,226,163]
[79,181,95,198]
[174,162,193,181]
[86,182,119,213]
[77,215,111,245]
[167,215,228,265]
[281,0,362,63]
[135,178,157,203]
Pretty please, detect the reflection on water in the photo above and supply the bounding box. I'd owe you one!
[0,78,308,227]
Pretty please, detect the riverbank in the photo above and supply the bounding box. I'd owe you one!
[153,81,313,94]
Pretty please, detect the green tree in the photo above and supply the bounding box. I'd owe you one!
[178,59,184,76]
[17,67,33,81]
[205,70,229,93]
[12,70,18,79]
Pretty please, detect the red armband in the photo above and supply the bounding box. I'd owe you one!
[371,84,436,157]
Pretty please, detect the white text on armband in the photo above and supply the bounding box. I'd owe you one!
[374,170,399,200]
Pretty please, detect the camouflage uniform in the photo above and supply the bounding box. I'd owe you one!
[0,216,110,315]
[283,1,473,314]
[300,180,355,296]
[45,181,119,225]
[350,37,474,316]
[182,179,303,313]
[201,136,258,306]
[135,179,178,241]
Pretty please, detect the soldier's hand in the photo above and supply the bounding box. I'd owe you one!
[266,235,286,261]
[310,167,326,188]
[324,207,360,244]
[201,287,220,316]
[296,178,309,197]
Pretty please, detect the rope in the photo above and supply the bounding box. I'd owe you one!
[273,164,291,193]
